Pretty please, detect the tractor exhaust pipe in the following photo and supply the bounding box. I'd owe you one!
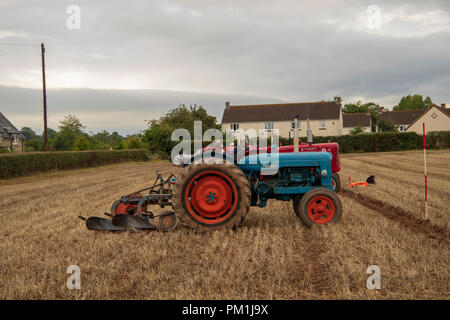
[306,118,313,144]
[293,118,299,153]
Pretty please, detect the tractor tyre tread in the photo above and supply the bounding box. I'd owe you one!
[173,163,251,231]
[332,172,341,193]
[296,187,342,227]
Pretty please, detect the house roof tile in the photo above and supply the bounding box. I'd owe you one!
[0,112,25,139]
[221,101,341,123]
[343,113,371,128]
[378,109,425,125]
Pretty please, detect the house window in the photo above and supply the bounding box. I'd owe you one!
[399,125,405,132]
[291,121,301,130]
[265,122,274,130]
[319,121,326,129]
[12,134,18,145]
[230,123,239,131]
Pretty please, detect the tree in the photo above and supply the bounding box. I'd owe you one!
[125,136,143,149]
[51,114,85,151]
[47,128,57,139]
[142,120,174,156]
[350,126,365,134]
[142,104,220,157]
[73,135,92,150]
[24,138,43,152]
[59,114,85,134]
[393,94,432,111]
[424,96,433,108]
[377,119,397,132]
[155,104,220,136]
[20,127,37,140]
[343,101,369,113]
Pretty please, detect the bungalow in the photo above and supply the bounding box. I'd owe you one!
[378,104,450,133]
[0,112,25,152]
[405,104,450,134]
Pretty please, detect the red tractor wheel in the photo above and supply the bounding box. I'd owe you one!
[173,163,251,230]
[295,188,342,227]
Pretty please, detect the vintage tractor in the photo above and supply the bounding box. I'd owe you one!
[80,150,342,231]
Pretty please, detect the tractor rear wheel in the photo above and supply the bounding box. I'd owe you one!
[331,172,341,192]
[295,188,342,227]
[173,163,251,230]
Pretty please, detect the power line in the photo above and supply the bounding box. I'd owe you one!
[0,49,24,56]
[0,42,40,47]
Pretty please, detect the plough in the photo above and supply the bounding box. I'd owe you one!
[79,170,179,232]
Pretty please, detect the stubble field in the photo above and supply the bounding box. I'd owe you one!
[0,150,448,299]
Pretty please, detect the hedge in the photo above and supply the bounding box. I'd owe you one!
[0,149,149,179]
[166,131,450,157]
[309,131,450,153]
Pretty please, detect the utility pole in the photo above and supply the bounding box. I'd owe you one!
[41,43,48,151]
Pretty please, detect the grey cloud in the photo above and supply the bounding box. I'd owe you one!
[0,0,449,130]
[0,85,283,134]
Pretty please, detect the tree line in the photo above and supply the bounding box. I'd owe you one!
[21,114,143,152]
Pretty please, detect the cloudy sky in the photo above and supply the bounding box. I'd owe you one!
[0,0,449,134]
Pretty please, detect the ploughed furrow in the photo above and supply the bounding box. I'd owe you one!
[341,189,449,244]
[302,229,331,296]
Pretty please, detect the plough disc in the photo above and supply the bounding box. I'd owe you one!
[112,214,157,230]
[81,216,126,231]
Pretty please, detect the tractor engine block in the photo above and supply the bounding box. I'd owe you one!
[251,167,321,207]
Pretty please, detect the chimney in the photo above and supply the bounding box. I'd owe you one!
[225,101,230,108]
[441,103,446,109]
[334,96,342,104]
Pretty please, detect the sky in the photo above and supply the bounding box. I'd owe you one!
[0,0,449,135]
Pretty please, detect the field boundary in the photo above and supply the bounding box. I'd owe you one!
[0,149,150,179]
[341,189,449,243]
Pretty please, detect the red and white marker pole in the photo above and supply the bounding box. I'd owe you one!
[423,123,428,220]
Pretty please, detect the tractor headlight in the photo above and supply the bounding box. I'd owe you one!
[321,169,328,178]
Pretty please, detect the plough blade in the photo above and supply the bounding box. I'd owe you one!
[83,216,126,231]
[112,214,157,230]
[157,212,178,232]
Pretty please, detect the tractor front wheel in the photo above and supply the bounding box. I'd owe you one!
[173,163,251,230]
[295,188,342,227]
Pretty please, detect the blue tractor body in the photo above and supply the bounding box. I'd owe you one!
[238,151,334,207]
